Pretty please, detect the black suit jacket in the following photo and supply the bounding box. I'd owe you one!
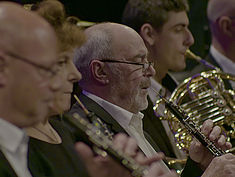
[0,151,18,177]
[68,93,161,152]
[143,74,204,176]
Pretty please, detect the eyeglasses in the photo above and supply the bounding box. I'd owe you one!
[5,51,58,78]
[100,59,154,72]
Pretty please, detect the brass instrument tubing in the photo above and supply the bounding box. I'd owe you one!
[186,49,218,70]
[183,98,214,110]
[181,93,213,107]
[151,87,226,157]
[200,112,224,122]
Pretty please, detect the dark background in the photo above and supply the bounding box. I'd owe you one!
[18,0,210,59]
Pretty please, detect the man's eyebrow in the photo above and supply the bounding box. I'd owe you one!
[172,22,188,28]
[130,53,148,60]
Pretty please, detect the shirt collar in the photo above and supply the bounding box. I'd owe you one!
[0,118,28,153]
[83,90,144,128]
[210,45,235,75]
[148,78,164,103]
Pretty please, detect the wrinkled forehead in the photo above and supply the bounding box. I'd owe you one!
[0,8,58,66]
[14,28,58,68]
[111,29,148,60]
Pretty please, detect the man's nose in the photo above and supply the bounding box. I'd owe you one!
[68,60,82,83]
[144,64,156,77]
[184,28,194,47]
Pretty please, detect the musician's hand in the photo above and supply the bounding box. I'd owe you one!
[146,163,178,177]
[75,141,131,177]
[113,134,177,177]
[75,133,174,177]
[112,134,165,166]
[189,119,232,169]
[201,153,235,177]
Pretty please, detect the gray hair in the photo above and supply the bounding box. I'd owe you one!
[73,23,113,83]
[207,0,235,22]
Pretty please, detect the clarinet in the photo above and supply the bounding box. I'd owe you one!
[164,99,226,157]
[64,113,148,177]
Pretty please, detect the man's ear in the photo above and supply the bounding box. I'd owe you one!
[140,23,157,46]
[89,60,109,85]
[218,16,233,37]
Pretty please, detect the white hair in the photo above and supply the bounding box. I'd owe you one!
[73,23,113,83]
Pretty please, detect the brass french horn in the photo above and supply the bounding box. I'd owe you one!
[154,50,235,153]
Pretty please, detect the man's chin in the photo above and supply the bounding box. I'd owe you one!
[170,64,186,72]
[139,100,148,111]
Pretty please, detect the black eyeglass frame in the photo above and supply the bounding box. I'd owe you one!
[100,59,154,71]
[5,51,58,78]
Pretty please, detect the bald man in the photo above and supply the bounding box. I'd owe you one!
[0,2,59,177]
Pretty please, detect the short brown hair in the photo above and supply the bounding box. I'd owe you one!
[122,0,189,33]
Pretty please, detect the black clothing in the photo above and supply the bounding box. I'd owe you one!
[0,151,18,177]
[68,93,161,151]
[28,118,89,177]
[142,97,176,158]
[142,74,178,158]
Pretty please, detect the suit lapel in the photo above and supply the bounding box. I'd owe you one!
[77,94,163,155]
[207,53,221,68]
[162,73,178,93]
[0,150,18,177]
[79,94,127,134]
[207,53,233,89]
[142,97,177,157]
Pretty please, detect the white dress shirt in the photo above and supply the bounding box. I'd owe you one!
[83,90,156,157]
[0,118,32,177]
[83,91,170,171]
[148,78,186,159]
[210,45,235,89]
